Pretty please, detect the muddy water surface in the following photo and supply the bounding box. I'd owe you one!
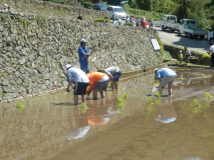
[1,68,214,160]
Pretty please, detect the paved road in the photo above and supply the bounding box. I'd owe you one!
[113,20,209,53]
[153,26,210,54]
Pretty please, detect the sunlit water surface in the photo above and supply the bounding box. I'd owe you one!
[1,68,214,160]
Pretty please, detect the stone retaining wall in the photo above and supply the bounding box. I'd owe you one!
[0,0,107,21]
[0,11,163,101]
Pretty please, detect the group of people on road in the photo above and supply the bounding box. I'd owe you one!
[125,16,153,28]
[65,39,122,105]
[3,4,12,12]
[111,16,153,28]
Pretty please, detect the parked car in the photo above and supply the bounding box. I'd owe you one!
[93,3,107,11]
[153,15,179,33]
[154,15,207,39]
[106,6,127,20]
[178,19,207,39]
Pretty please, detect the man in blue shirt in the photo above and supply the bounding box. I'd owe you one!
[78,39,90,73]
[155,68,177,96]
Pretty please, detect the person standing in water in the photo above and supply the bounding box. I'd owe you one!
[99,67,122,91]
[155,68,177,96]
[78,39,90,73]
[86,72,109,99]
[65,64,89,105]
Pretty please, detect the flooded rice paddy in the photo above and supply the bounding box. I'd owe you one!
[1,67,214,160]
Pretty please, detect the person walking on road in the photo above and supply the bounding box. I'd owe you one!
[208,43,214,67]
[135,17,140,27]
[78,39,90,73]
[125,16,129,23]
[118,18,122,25]
[155,68,177,96]
[86,72,109,99]
[132,18,136,27]
[3,4,8,11]
[65,64,89,105]
[142,18,147,28]
[149,19,153,28]
[111,19,116,24]
[184,47,191,64]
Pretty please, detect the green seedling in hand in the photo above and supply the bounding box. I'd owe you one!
[205,93,213,101]
[193,99,200,107]
[148,97,152,104]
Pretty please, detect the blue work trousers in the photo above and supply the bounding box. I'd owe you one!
[80,60,89,73]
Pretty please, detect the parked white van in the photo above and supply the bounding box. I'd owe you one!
[106,6,127,20]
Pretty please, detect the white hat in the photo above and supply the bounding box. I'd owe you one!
[180,50,182,53]
[155,68,159,74]
[80,39,88,43]
[4,4,8,7]
[65,64,73,70]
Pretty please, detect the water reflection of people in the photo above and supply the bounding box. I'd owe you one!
[155,97,177,123]
[67,106,90,140]
[87,99,110,126]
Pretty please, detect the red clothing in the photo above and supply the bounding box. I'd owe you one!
[87,72,106,92]
[142,20,147,28]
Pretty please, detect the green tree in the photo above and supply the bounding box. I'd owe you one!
[107,0,121,5]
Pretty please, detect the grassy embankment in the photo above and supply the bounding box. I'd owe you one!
[164,44,211,66]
